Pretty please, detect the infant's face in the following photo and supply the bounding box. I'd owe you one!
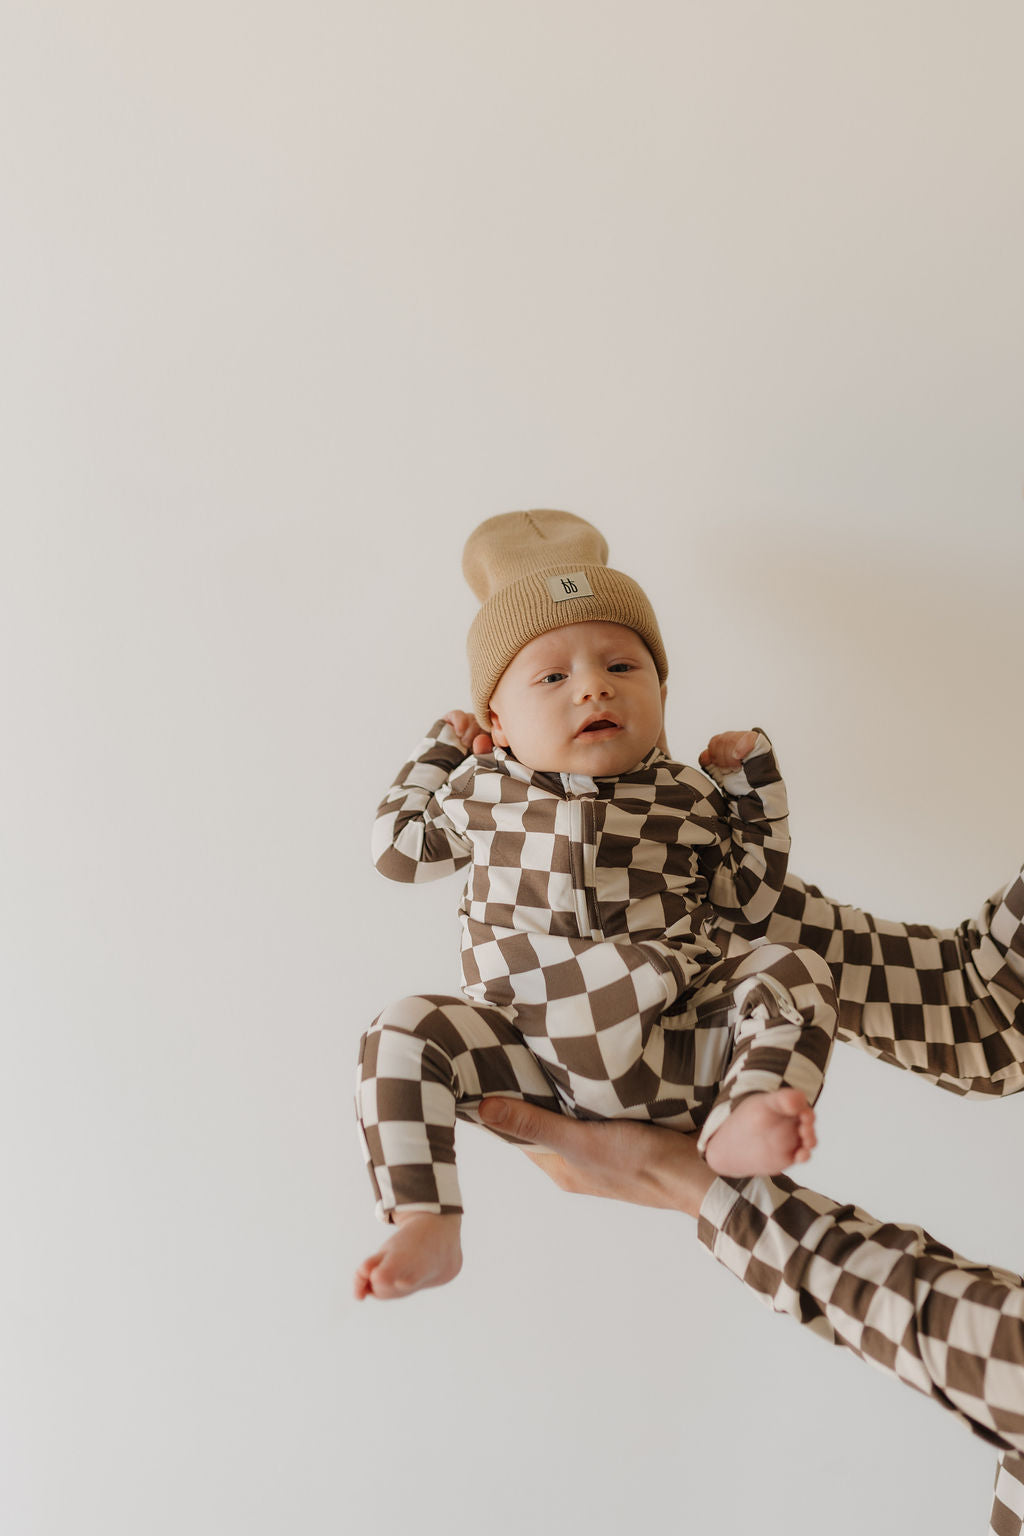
[488,621,666,776]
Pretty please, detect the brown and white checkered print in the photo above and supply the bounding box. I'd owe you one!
[750,869,1024,1097]
[364,720,1024,1533]
[698,1150,1024,1536]
[359,719,836,1217]
[373,720,791,939]
[992,1453,1024,1536]
[357,935,837,1219]
[356,993,564,1219]
[700,1172,1024,1452]
[709,862,1024,1536]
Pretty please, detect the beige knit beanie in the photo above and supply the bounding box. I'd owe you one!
[463,510,668,726]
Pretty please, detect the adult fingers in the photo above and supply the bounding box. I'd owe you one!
[479,1096,574,1147]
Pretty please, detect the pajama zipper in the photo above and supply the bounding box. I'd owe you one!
[564,785,603,940]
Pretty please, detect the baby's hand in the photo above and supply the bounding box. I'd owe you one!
[443,710,493,756]
[699,730,758,771]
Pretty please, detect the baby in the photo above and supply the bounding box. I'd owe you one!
[354,510,838,1300]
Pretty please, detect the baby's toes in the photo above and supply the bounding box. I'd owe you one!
[354,1252,384,1300]
[371,1252,417,1299]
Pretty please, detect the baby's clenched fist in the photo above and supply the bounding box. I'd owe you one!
[443,711,493,757]
[699,731,758,771]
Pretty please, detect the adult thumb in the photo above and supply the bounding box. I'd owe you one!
[479,1097,552,1143]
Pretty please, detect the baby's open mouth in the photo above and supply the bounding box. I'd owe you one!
[578,718,621,735]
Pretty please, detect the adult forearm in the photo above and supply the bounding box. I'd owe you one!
[698,1173,1024,1457]
[752,868,1024,1097]
[475,1092,1024,1536]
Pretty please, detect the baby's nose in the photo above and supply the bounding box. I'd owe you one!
[576,670,613,702]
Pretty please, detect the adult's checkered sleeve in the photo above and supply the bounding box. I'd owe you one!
[758,868,1024,1097]
[700,730,790,930]
[991,1452,1024,1536]
[372,719,473,882]
[698,1175,1024,1460]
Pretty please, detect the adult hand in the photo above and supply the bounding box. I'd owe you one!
[699,730,758,771]
[478,1098,716,1217]
[443,710,494,756]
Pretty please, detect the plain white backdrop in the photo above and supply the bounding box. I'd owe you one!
[2,4,1023,1533]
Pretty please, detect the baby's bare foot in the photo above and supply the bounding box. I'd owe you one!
[353,1213,463,1301]
[704,1088,816,1177]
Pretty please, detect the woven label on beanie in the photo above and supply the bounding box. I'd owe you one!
[545,571,594,603]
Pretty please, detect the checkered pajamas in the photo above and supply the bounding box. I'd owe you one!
[993,1457,1024,1536]
[698,1167,1024,1536]
[360,720,1024,1532]
[750,869,1024,1097]
[357,933,837,1218]
[707,862,1024,1535]
[358,720,834,1218]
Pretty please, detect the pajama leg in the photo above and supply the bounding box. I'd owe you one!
[758,868,1024,1097]
[684,938,838,1151]
[471,933,835,1132]
[356,994,565,1223]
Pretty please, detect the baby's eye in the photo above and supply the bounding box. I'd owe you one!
[540,672,567,685]
[608,662,634,673]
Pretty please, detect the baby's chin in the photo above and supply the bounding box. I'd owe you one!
[508,733,661,777]
[570,746,654,776]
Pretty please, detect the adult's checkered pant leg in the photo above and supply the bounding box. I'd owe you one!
[356,995,565,1223]
[759,865,1024,1097]
[692,940,838,1151]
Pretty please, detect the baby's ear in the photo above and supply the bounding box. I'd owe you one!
[488,706,509,749]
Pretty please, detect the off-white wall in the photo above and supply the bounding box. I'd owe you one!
[3,5,1023,1534]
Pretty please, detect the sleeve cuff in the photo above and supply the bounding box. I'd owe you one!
[695,1176,745,1253]
[422,717,472,771]
[703,730,779,796]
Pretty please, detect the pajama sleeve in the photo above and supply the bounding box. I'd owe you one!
[697,1174,1024,1461]
[992,1454,1024,1535]
[698,730,790,931]
[372,719,473,883]
[740,868,1024,1099]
